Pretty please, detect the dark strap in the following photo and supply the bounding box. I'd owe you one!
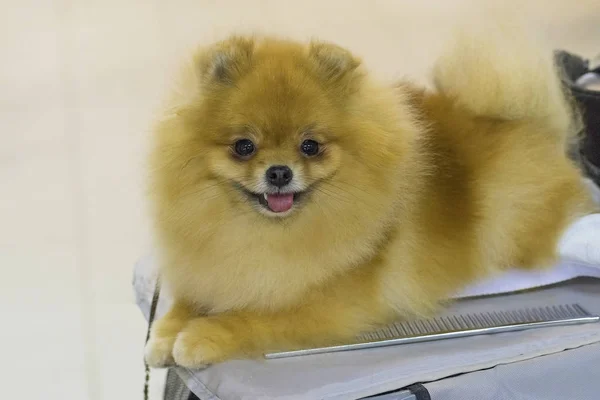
[144,280,162,400]
[405,383,431,400]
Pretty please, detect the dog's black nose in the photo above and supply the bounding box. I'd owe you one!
[265,165,293,187]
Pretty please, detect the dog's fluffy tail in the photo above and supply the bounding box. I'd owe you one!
[432,16,575,142]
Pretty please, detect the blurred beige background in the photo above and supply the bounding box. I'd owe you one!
[1,0,599,399]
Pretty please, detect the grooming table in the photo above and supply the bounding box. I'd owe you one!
[134,183,600,400]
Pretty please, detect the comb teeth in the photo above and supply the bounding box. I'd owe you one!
[356,304,594,341]
[265,303,599,359]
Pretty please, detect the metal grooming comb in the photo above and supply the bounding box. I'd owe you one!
[264,303,599,359]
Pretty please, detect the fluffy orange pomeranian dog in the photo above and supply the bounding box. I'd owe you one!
[145,27,595,368]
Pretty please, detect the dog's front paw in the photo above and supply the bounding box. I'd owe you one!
[172,317,241,369]
[144,313,189,368]
[145,336,176,368]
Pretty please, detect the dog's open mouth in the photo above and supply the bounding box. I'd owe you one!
[257,192,296,213]
[235,185,306,214]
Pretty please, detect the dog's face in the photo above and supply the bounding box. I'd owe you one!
[158,36,413,223]
[206,111,343,218]
[201,47,351,217]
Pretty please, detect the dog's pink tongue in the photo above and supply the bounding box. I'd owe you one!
[266,193,294,213]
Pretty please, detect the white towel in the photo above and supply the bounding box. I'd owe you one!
[455,212,600,298]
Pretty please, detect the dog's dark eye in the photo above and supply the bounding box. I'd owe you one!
[300,139,320,157]
[233,139,256,157]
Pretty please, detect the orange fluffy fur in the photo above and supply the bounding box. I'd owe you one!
[145,30,595,368]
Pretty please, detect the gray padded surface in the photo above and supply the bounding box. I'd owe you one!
[425,341,600,400]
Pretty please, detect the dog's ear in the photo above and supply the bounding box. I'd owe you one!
[196,36,254,86]
[307,41,362,84]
